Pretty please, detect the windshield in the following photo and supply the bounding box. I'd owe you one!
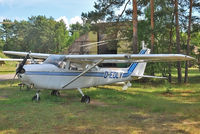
[43,55,66,67]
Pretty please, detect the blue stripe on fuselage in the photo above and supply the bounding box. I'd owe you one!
[25,71,104,77]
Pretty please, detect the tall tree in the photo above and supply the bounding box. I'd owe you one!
[0,25,4,50]
[184,0,193,83]
[150,0,154,53]
[168,12,174,83]
[82,0,140,54]
[174,0,182,83]
[132,0,138,53]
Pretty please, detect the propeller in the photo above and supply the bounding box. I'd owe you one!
[10,53,29,86]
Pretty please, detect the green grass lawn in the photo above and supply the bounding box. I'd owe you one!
[0,51,17,74]
[0,68,200,134]
[0,65,16,74]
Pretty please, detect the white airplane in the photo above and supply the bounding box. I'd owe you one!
[2,47,195,103]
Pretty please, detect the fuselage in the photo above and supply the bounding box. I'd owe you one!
[19,63,132,90]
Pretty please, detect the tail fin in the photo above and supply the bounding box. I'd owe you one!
[127,48,150,77]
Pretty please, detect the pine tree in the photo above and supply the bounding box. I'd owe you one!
[184,0,193,83]
[174,0,182,83]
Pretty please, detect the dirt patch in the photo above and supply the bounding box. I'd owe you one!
[128,113,149,121]
[90,100,108,107]
[0,74,16,81]
[161,92,174,97]
[0,95,9,100]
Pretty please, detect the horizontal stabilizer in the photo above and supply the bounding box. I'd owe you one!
[132,75,167,79]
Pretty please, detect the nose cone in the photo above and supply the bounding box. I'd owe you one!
[18,71,31,86]
[19,68,26,74]
[17,64,37,86]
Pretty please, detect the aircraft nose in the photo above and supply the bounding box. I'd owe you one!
[19,68,26,74]
[18,74,23,79]
[18,72,30,84]
[18,73,25,81]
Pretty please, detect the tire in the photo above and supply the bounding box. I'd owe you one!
[81,95,90,103]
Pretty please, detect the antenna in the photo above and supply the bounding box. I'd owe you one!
[142,41,147,49]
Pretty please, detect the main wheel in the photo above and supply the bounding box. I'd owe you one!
[51,90,60,96]
[56,91,60,96]
[81,95,90,104]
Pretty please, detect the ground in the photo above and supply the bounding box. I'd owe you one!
[0,74,16,81]
[0,68,200,134]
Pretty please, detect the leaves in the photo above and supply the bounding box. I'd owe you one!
[0,16,71,53]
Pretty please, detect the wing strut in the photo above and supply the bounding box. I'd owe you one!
[62,59,104,89]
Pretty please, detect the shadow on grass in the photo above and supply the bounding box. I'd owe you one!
[83,86,196,133]
[88,86,199,111]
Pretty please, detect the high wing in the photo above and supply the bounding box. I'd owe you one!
[3,51,195,63]
[65,54,195,62]
[0,58,24,62]
[3,51,50,59]
[0,58,43,62]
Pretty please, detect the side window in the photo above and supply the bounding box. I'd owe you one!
[85,64,99,71]
[69,62,83,71]
[58,61,67,69]
[69,63,78,70]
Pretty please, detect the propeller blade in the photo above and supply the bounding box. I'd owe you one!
[10,73,17,87]
[10,53,29,86]
[16,53,29,74]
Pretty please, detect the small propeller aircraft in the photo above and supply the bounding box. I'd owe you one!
[1,46,195,103]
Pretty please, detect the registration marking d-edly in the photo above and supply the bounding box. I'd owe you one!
[104,71,123,79]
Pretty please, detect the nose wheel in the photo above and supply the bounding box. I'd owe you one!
[32,91,40,102]
[77,88,90,103]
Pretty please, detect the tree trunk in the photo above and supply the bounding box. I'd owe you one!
[168,14,174,83]
[150,0,155,76]
[184,0,192,83]
[175,0,182,83]
[150,0,154,54]
[132,0,138,54]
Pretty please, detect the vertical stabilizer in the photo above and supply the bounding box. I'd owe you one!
[128,48,151,77]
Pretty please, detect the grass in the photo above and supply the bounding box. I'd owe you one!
[0,68,200,134]
[0,65,16,74]
[0,51,17,74]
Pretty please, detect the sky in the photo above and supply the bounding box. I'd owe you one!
[0,0,95,28]
[1,0,198,27]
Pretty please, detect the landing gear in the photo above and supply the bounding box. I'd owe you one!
[32,91,40,102]
[51,90,60,96]
[77,88,90,103]
[18,83,25,90]
[122,81,132,90]
[81,95,90,103]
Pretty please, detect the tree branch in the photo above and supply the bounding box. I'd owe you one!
[117,0,131,22]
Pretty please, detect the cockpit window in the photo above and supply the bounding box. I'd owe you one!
[69,62,83,71]
[43,55,66,67]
